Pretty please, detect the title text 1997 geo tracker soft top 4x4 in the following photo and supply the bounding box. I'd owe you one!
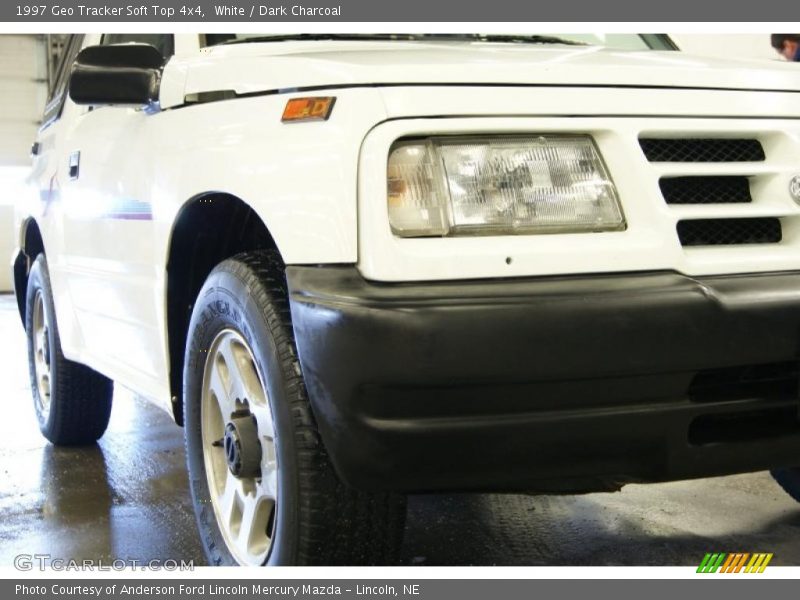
[12,33,800,565]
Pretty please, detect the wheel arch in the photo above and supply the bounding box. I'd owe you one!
[165,192,282,425]
[13,217,45,325]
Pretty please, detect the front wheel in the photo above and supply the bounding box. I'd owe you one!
[183,251,406,566]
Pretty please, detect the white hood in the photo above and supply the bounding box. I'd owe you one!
[176,41,800,98]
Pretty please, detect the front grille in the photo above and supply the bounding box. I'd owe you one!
[660,176,752,205]
[677,218,782,246]
[640,138,765,162]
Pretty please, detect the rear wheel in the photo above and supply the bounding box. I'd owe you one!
[25,254,113,445]
[771,468,800,503]
[184,251,406,565]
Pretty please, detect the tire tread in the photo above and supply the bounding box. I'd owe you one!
[26,254,113,446]
[191,250,405,565]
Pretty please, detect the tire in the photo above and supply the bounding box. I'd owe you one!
[771,468,800,503]
[25,254,114,445]
[184,251,406,566]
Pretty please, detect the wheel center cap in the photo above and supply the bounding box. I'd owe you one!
[223,415,262,479]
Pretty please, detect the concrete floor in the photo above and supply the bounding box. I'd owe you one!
[1,292,799,566]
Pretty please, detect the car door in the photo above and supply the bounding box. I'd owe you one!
[57,34,175,404]
[30,35,85,361]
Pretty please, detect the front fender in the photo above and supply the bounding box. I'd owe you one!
[150,87,390,266]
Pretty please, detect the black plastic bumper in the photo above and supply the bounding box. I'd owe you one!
[287,267,800,493]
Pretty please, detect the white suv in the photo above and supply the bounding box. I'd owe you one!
[12,33,800,566]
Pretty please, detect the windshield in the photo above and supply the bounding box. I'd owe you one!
[203,34,676,51]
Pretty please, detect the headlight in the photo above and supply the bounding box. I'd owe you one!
[387,135,625,237]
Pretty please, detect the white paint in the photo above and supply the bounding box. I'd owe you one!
[360,113,800,281]
[0,166,31,290]
[15,33,800,407]
[672,33,788,63]
[169,40,800,109]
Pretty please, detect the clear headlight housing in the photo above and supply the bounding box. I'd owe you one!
[387,135,625,237]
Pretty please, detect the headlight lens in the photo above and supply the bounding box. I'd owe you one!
[387,135,625,237]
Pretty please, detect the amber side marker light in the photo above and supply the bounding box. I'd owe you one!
[282,97,336,122]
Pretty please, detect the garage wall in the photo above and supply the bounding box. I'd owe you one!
[672,34,783,63]
[0,35,48,165]
[0,35,47,291]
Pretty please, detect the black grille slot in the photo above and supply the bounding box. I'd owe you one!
[639,138,765,162]
[689,362,799,403]
[677,218,781,246]
[660,176,752,205]
[689,407,800,445]
[688,361,800,445]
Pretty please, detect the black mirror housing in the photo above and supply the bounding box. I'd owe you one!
[69,44,165,107]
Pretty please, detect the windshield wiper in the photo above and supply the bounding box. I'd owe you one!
[469,34,586,46]
[220,33,586,46]
[222,34,425,45]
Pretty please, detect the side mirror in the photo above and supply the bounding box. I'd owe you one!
[69,44,165,107]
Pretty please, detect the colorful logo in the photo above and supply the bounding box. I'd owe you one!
[697,553,773,573]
